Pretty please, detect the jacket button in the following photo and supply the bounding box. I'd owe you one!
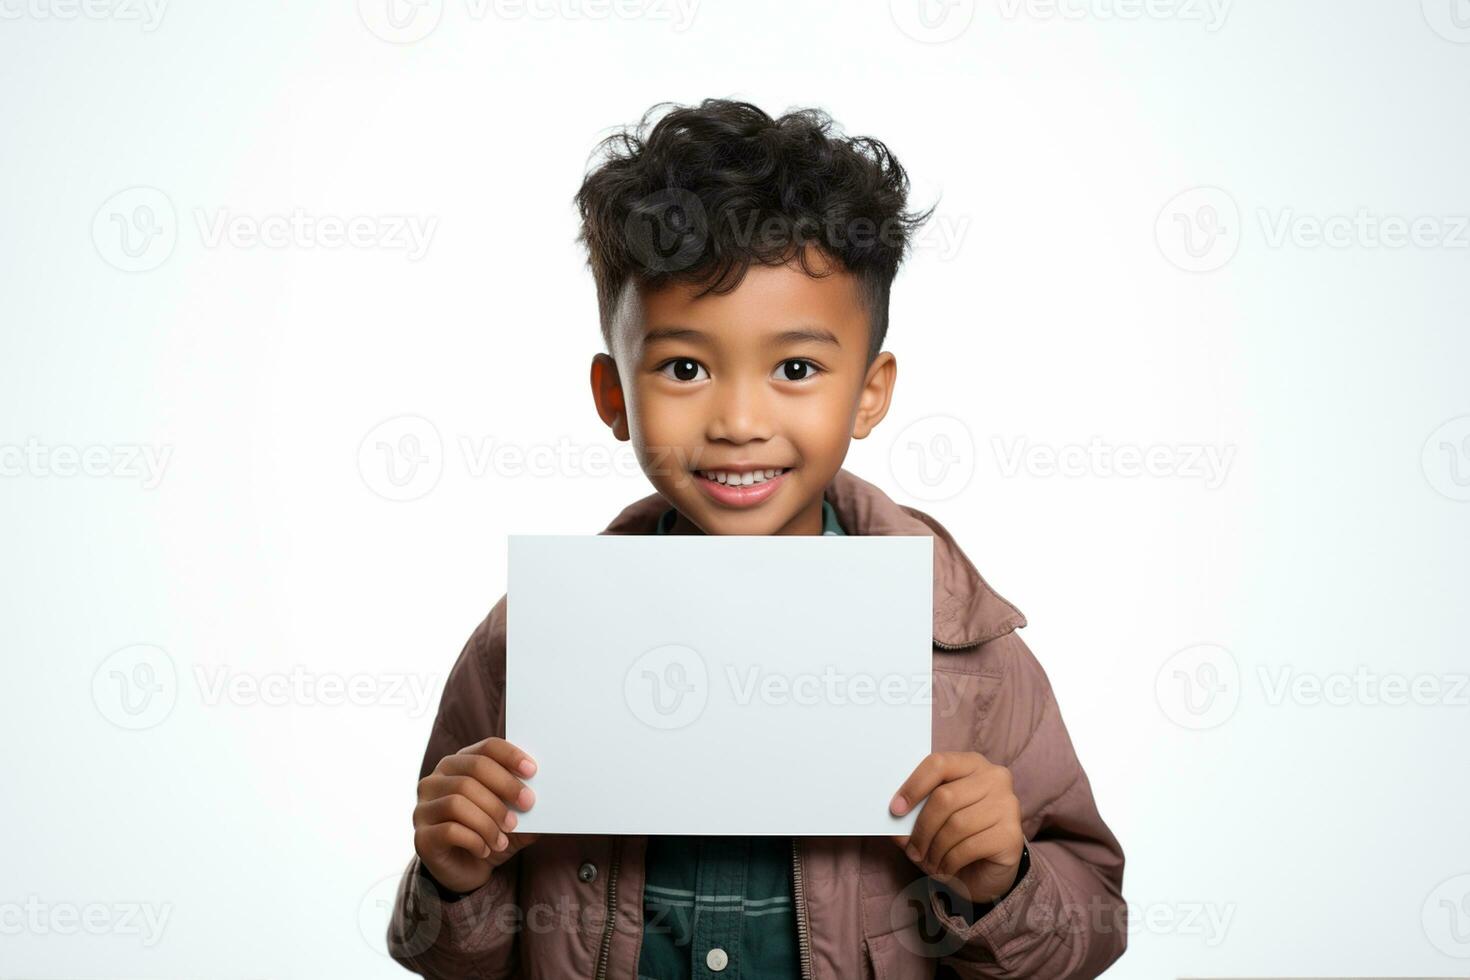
[706,947,729,972]
[577,862,598,883]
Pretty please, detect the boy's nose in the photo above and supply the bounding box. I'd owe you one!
[705,381,774,444]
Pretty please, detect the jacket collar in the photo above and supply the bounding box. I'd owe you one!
[599,467,1025,649]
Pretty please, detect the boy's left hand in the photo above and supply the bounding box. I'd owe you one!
[890,751,1026,905]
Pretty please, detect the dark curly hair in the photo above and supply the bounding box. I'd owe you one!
[574,99,932,363]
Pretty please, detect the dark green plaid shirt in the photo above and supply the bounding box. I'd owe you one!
[640,499,844,980]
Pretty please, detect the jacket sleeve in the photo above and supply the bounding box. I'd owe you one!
[929,630,1127,979]
[387,596,528,980]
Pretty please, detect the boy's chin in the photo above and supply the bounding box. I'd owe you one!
[658,478,816,536]
[692,507,789,535]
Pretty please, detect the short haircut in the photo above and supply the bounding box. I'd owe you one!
[574,98,932,363]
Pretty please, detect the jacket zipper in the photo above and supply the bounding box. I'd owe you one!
[597,839,807,978]
[593,841,622,980]
[791,837,814,980]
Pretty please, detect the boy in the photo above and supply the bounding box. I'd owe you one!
[388,99,1126,979]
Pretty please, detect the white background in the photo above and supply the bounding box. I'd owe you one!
[2,0,1469,976]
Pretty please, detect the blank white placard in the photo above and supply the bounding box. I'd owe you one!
[506,533,933,835]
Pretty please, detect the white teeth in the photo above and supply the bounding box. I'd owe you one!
[698,467,787,486]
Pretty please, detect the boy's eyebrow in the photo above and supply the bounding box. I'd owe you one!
[770,327,841,348]
[642,326,709,346]
[642,326,842,348]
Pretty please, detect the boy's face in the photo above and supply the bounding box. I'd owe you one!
[591,249,897,536]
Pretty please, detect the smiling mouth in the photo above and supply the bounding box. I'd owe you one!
[688,465,794,508]
[694,467,792,486]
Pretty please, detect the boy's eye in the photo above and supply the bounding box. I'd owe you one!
[774,358,820,382]
[658,358,708,383]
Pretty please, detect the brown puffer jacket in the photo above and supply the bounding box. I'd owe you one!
[388,468,1127,979]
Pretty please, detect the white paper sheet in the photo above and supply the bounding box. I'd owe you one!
[506,533,933,835]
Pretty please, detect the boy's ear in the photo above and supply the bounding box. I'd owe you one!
[590,353,630,441]
[851,351,897,440]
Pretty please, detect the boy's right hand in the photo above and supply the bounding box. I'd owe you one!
[413,736,539,895]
